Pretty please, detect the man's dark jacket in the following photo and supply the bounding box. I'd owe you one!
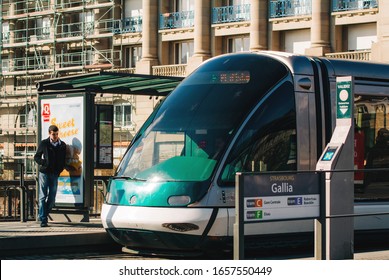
[34,137,67,176]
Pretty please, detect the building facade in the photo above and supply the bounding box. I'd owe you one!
[1,0,388,179]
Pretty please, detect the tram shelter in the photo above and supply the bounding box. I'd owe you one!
[36,71,183,222]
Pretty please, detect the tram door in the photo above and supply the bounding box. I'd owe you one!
[354,95,389,200]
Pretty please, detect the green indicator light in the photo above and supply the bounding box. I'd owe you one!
[210,74,218,83]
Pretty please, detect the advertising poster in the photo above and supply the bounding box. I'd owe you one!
[99,121,113,164]
[94,104,114,169]
[40,96,84,205]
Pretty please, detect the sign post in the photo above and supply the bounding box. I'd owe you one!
[234,172,321,260]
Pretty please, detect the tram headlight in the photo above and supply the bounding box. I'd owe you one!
[129,195,137,205]
[168,195,191,206]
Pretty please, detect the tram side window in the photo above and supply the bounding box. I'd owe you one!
[355,95,389,201]
[220,82,297,185]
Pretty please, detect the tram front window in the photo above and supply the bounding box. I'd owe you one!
[116,54,289,182]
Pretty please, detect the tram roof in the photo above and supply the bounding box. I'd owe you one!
[36,71,184,96]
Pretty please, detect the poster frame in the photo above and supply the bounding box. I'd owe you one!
[37,92,94,209]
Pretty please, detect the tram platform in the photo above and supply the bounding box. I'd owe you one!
[0,219,119,257]
[1,219,389,260]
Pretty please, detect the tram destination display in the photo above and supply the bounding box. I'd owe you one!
[240,173,320,222]
[185,71,251,85]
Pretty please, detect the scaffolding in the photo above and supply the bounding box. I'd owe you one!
[0,0,131,180]
[1,0,118,79]
[0,0,191,180]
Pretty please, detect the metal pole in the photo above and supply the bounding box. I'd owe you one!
[0,0,3,90]
[315,171,326,259]
[19,163,26,222]
[234,173,245,260]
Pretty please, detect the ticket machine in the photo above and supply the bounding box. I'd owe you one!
[315,77,354,260]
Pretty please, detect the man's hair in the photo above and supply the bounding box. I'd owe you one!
[48,125,59,133]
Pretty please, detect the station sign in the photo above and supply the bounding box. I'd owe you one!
[241,173,320,222]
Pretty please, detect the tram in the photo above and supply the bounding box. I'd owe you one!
[101,52,389,254]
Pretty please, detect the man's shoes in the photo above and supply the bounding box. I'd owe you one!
[40,222,48,227]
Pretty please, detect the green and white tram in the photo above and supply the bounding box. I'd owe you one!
[102,52,389,254]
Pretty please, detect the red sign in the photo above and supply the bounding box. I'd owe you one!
[354,130,365,182]
[42,103,51,122]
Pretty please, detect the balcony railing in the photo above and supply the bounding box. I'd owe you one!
[54,0,113,9]
[106,68,136,74]
[7,22,94,44]
[113,16,143,34]
[325,50,371,61]
[1,0,52,16]
[212,4,250,24]
[152,64,187,77]
[0,0,114,16]
[332,0,378,12]
[159,10,194,30]
[269,0,312,18]
[55,0,86,9]
[57,22,84,39]
[2,56,52,73]
[1,50,121,73]
[55,49,121,69]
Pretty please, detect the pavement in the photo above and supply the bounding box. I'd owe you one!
[0,219,389,260]
[0,218,119,258]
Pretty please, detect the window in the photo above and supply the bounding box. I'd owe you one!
[2,22,10,43]
[227,36,250,53]
[116,53,289,183]
[36,17,51,39]
[124,46,142,68]
[82,11,94,35]
[220,82,297,185]
[2,59,10,73]
[176,0,194,11]
[284,29,311,54]
[229,0,250,5]
[85,50,93,65]
[125,0,143,17]
[347,23,377,51]
[19,104,37,128]
[114,103,132,127]
[0,154,3,175]
[355,95,389,201]
[175,41,194,64]
[14,146,36,176]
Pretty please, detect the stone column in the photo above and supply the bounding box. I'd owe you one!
[9,20,15,45]
[305,0,331,56]
[371,0,389,63]
[9,1,15,16]
[250,0,268,51]
[187,0,211,74]
[136,0,159,74]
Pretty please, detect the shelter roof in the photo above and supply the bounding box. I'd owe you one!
[36,71,184,96]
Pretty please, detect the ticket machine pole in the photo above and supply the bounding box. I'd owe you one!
[315,76,354,259]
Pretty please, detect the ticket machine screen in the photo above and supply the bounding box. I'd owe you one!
[321,147,337,161]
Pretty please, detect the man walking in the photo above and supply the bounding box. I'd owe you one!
[34,125,67,227]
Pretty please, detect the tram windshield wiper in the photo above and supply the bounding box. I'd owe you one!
[112,176,146,182]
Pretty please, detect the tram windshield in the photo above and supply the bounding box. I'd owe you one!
[116,54,289,182]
